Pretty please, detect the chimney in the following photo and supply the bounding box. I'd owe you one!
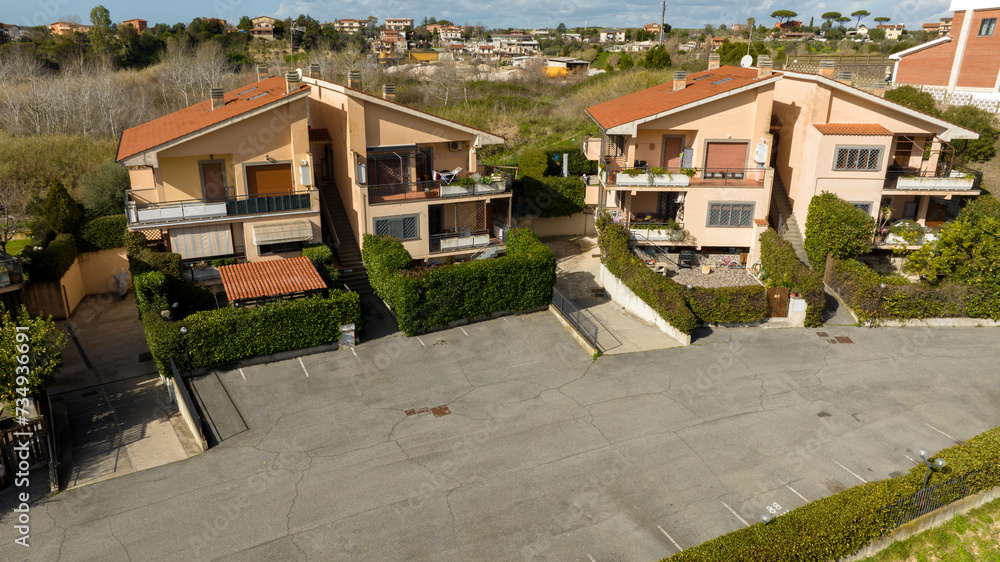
[835,69,853,86]
[756,55,773,79]
[347,70,362,90]
[818,59,835,78]
[309,63,321,79]
[672,71,687,91]
[285,70,301,94]
[256,64,268,81]
[708,53,720,70]
[382,83,397,101]
[210,88,224,110]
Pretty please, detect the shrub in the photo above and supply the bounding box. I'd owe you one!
[667,425,1000,561]
[78,160,130,219]
[598,223,697,333]
[78,214,127,251]
[362,229,556,336]
[302,243,340,286]
[521,176,587,217]
[884,85,939,116]
[759,229,826,327]
[804,192,876,272]
[517,147,549,179]
[686,286,767,324]
[41,179,83,235]
[22,233,78,282]
[129,249,183,279]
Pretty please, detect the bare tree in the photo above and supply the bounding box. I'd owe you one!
[0,178,32,253]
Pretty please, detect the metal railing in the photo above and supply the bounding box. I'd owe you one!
[0,254,23,287]
[883,167,980,190]
[367,177,511,205]
[551,287,599,348]
[604,165,768,188]
[126,191,312,226]
[429,229,491,253]
[878,470,982,531]
[628,221,686,242]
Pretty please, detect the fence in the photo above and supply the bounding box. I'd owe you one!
[889,84,1000,114]
[878,470,983,530]
[551,287,599,348]
[0,418,49,488]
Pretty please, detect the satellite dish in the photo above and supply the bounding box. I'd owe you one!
[740,54,753,68]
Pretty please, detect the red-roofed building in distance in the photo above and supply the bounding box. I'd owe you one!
[122,19,147,33]
[876,23,905,41]
[583,56,980,262]
[333,18,374,35]
[251,16,277,40]
[384,18,413,31]
[49,21,91,35]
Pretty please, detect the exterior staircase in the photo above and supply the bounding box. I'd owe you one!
[771,173,811,267]
[317,182,372,295]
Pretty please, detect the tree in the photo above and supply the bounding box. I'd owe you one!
[851,10,870,28]
[42,179,82,235]
[825,28,845,41]
[618,52,634,70]
[88,5,119,60]
[237,16,253,32]
[941,105,1000,164]
[557,22,567,34]
[770,10,799,24]
[0,306,67,413]
[0,178,32,253]
[808,17,814,29]
[906,197,1000,289]
[836,16,851,28]
[716,39,769,65]
[78,160,130,218]
[867,28,886,41]
[884,86,939,115]
[804,191,876,271]
[874,17,891,25]
[639,45,671,69]
[821,12,842,28]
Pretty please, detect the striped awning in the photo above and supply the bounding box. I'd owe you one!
[251,220,313,245]
[169,224,233,259]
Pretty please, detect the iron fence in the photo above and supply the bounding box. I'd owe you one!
[551,287,599,348]
[878,470,984,531]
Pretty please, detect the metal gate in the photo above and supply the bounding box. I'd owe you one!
[766,287,790,317]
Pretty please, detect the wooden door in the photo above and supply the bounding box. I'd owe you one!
[200,161,227,201]
[662,137,683,169]
[925,200,948,228]
[766,287,789,317]
[246,164,293,196]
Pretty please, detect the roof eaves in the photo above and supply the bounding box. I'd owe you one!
[888,36,952,60]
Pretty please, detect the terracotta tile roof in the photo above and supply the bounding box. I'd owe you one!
[813,123,893,136]
[308,128,332,142]
[219,256,326,302]
[586,66,777,130]
[754,218,769,227]
[116,76,309,162]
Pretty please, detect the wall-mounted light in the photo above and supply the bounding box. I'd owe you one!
[209,154,214,160]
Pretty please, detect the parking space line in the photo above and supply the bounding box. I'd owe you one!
[925,423,960,443]
[299,357,310,378]
[657,525,683,552]
[502,316,508,322]
[903,453,917,463]
[417,337,426,348]
[785,484,808,502]
[351,347,361,363]
[239,368,246,380]
[833,460,868,483]
[460,327,469,336]
[586,554,596,562]
[721,502,750,527]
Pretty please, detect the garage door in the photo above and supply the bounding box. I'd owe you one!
[704,142,748,177]
[246,164,293,196]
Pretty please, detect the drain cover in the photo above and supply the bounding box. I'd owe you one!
[816,332,828,337]
[405,408,429,416]
[430,405,451,417]
[828,339,839,344]
[835,336,853,344]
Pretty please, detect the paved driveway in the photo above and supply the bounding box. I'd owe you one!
[2,314,998,560]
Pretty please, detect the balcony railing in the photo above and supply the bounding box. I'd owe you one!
[883,167,980,191]
[429,229,491,253]
[126,192,312,226]
[366,177,511,205]
[602,166,768,188]
[628,222,688,242]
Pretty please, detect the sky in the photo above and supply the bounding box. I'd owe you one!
[6,0,956,31]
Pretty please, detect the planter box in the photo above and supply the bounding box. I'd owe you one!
[616,173,690,187]
[630,229,685,242]
[896,176,976,191]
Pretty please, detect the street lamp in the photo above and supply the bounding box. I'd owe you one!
[918,448,946,490]
[179,326,192,376]
[870,282,888,327]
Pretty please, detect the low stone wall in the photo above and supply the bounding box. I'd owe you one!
[599,264,691,346]
[878,317,1000,328]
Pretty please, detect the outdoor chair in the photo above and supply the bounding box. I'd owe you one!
[435,167,463,185]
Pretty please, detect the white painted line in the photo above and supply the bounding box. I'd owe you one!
[351,347,361,363]
[416,336,426,348]
[239,368,246,380]
[299,357,309,377]
[785,484,808,502]
[657,525,683,552]
[502,316,509,322]
[721,502,749,527]
[925,423,960,443]
[460,327,469,337]
[903,453,917,463]
[833,460,868,483]
[587,555,596,562]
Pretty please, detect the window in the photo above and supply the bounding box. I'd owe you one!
[834,145,883,171]
[707,202,754,227]
[605,135,626,157]
[850,202,873,215]
[979,18,996,36]
[258,241,301,255]
[373,214,419,240]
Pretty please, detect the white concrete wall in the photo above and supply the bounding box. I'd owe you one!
[599,264,691,345]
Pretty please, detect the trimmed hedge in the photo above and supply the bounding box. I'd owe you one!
[362,228,556,336]
[302,243,340,286]
[759,229,825,327]
[22,233,78,282]
[78,214,126,252]
[828,258,1000,322]
[686,286,767,324]
[143,290,360,374]
[129,249,183,278]
[803,192,875,272]
[666,425,1000,561]
[134,271,169,313]
[517,147,588,218]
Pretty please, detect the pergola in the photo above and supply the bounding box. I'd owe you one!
[218,256,327,307]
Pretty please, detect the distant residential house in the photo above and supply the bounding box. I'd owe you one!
[679,40,700,51]
[731,23,745,33]
[531,27,552,35]
[940,17,954,35]
[599,29,626,42]
[425,24,442,33]
[385,18,413,31]
[779,32,814,41]
[774,20,802,30]
[876,24,905,40]
[49,21,91,35]
[644,23,662,35]
[847,25,870,38]
[512,56,545,69]
[334,19,373,35]
[251,16,277,40]
[440,26,463,41]
[710,37,726,49]
[0,23,17,44]
[122,18,147,33]
[378,29,407,52]
[922,22,942,34]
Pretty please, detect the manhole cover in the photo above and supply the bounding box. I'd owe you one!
[430,405,451,417]
[816,332,829,337]
[405,408,429,416]
[835,336,853,344]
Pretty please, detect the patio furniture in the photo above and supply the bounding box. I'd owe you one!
[435,167,463,185]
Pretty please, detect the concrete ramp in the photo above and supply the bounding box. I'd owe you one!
[188,371,248,446]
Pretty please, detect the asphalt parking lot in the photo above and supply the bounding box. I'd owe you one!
[2,313,998,560]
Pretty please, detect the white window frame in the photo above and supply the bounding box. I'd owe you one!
[833,145,884,172]
[373,214,419,240]
[707,201,754,228]
[850,201,874,215]
[979,18,996,36]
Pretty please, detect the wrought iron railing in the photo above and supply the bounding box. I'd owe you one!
[551,287,599,348]
[878,470,980,531]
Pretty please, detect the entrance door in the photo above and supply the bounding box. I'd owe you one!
[766,287,789,317]
[657,192,679,222]
[200,160,228,201]
[429,205,444,235]
[661,136,683,169]
[246,163,293,196]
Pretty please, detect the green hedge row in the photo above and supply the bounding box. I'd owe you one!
[759,229,825,327]
[302,243,340,287]
[600,223,770,330]
[78,214,126,252]
[828,258,1000,322]
[518,147,588,218]
[142,290,360,375]
[362,228,556,336]
[22,233,78,282]
[666,426,1000,561]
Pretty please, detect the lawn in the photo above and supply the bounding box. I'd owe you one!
[4,239,30,256]
[861,496,1000,561]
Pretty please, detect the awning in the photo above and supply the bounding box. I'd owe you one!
[169,224,234,259]
[251,220,313,245]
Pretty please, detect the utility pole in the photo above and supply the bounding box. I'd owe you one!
[659,0,666,45]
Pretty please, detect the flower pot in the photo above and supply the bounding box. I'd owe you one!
[701,264,711,275]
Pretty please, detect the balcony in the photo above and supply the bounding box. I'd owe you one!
[126,192,313,227]
[602,166,769,188]
[883,168,981,193]
[628,222,688,243]
[875,220,941,248]
[429,229,492,253]
[366,174,512,205]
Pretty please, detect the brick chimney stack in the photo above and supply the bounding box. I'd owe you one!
[347,70,362,90]
[285,70,301,94]
[382,84,396,101]
[210,88,224,110]
[756,56,773,79]
[819,60,836,78]
[672,71,687,91]
[309,63,321,79]
[708,53,720,70]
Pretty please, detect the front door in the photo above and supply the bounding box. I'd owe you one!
[657,192,678,222]
[661,137,683,169]
[200,160,228,201]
